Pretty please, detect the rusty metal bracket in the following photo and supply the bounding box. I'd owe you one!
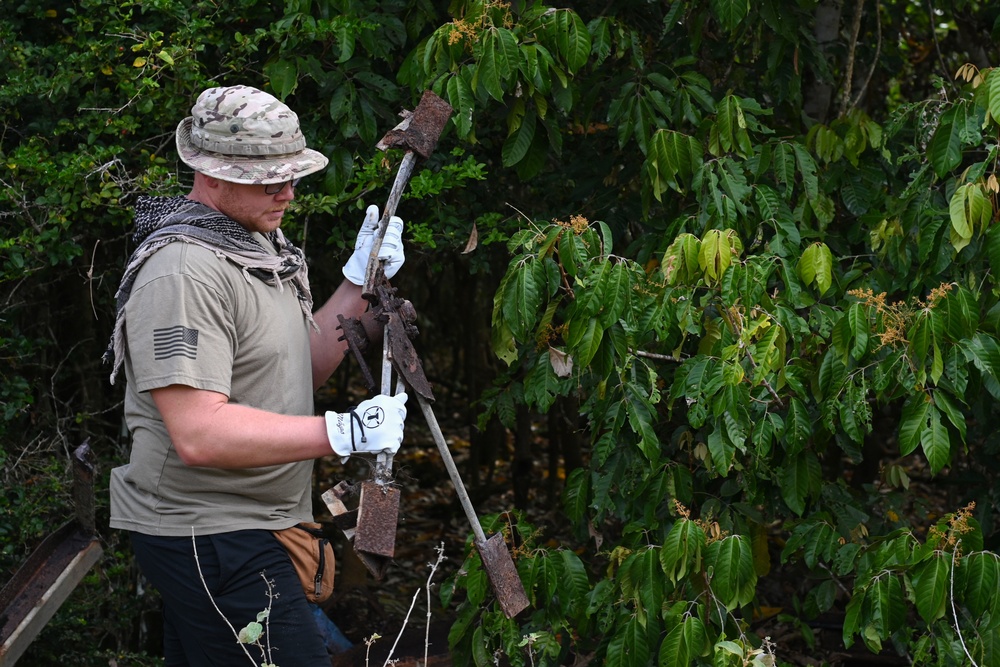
[338,275,434,402]
[0,442,104,665]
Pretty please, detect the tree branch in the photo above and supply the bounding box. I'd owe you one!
[838,0,865,118]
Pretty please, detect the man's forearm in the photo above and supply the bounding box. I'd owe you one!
[309,280,368,390]
[152,385,332,468]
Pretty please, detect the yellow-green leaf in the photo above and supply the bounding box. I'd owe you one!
[797,242,834,295]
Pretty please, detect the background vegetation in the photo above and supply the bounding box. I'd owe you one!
[4,0,1000,664]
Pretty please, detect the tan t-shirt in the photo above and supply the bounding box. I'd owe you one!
[110,233,315,536]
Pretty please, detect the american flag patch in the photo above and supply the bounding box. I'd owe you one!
[153,325,199,360]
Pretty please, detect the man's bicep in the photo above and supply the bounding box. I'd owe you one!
[150,384,229,446]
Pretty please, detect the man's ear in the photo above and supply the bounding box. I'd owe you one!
[194,172,221,189]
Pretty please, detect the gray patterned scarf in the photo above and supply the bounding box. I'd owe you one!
[105,195,316,384]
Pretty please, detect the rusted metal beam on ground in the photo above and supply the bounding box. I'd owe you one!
[0,442,103,665]
[0,523,103,666]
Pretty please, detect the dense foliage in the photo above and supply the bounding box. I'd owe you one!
[4,0,1000,665]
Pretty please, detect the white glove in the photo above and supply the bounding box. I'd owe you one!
[342,204,405,285]
[325,393,408,459]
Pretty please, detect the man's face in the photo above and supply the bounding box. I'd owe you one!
[214,178,296,234]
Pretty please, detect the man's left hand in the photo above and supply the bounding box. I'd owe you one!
[342,204,405,286]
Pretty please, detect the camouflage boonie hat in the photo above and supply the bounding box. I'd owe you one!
[175,85,328,185]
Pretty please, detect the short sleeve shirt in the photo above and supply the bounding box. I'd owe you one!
[109,234,315,536]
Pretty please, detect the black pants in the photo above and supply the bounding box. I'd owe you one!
[130,530,330,667]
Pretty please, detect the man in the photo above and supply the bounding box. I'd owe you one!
[105,84,408,665]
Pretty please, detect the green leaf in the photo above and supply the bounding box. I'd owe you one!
[964,332,1000,380]
[988,68,1000,122]
[557,550,590,617]
[629,547,665,615]
[963,552,1000,618]
[264,58,298,99]
[920,406,951,474]
[780,450,821,516]
[568,317,604,367]
[492,269,518,365]
[659,616,709,667]
[797,242,834,295]
[783,397,812,455]
[928,117,963,178]
[847,302,870,359]
[237,621,263,644]
[755,184,799,250]
[562,468,590,523]
[661,518,707,585]
[898,393,931,456]
[949,183,991,253]
[479,27,519,101]
[793,144,820,201]
[706,535,756,611]
[699,228,734,283]
[549,9,590,73]
[524,351,560,412]
[868,574,906,641]
[472,625,491,666]
[625,385,659,463]
[575,260,610,317]
[502,257,544,340]
[842,587,864,648]
[684,355,725,401]
[502,108,536,167]
[662,233,702,284]
[606,616,650,667]
[707,423,736,474]
[913,555,949,624]
[802,522,837,569]
[599,261,630,327]
[932,389,966,441]
[446,75,476,138]
[710,0,749,33]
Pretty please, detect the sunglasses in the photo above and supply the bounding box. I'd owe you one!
[263,178,301,195]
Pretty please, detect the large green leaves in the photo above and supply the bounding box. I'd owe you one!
[710,0,750,33]
[928,100,983,178]
[660,518,707,585]
[705,536,757,611]
[949,182,992,253]
[797,242,834,296]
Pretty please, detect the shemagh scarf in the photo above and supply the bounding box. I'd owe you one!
[104,195,316,384]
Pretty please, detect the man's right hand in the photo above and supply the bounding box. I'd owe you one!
[324,393,408,459]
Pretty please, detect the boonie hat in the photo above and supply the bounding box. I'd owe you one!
[175,85,329,185]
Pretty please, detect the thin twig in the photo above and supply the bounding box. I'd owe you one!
[383,590,421,667]
[425,543,447,667]
[848,0,882,114]
[365,634,382,667]
[88,240,100,320]
[839,0,866,118]
[191,529,258,666]
[950,543,980,667]
[927,0,951,87]
[632,349,684,363]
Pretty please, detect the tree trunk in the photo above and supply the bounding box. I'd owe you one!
[804,0,845,124]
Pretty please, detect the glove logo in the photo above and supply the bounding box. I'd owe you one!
[362,406,385,429]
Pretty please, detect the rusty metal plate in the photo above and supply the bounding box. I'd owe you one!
[475,533,530,618]
[354,481,400,560]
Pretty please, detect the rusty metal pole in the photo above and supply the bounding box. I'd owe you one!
[415,394,530,618]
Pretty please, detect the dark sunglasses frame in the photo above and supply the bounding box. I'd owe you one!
[263,178,301,195]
